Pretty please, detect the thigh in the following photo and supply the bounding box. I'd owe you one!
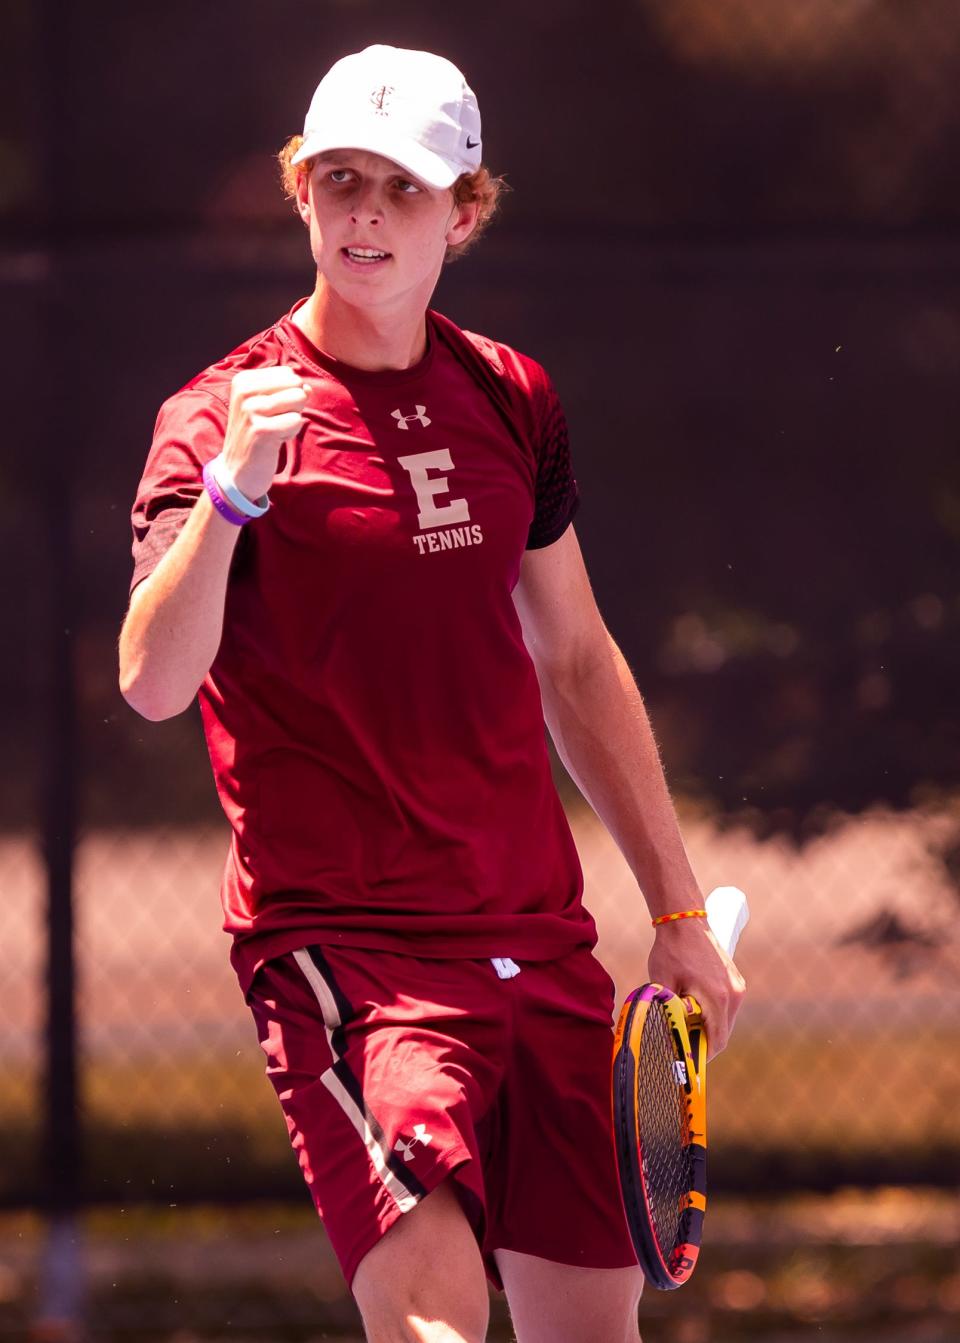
[495,1249,643,1343]
[353,1179,489,1343]
[248,946,508,1290]
[486,948,639,1275]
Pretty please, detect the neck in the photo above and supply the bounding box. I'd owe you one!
[293,278,430,372]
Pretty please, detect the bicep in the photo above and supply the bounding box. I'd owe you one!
[512,524,609,682]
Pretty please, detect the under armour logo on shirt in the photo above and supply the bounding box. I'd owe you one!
[392,405,431,430]
[394,1123,433,1162]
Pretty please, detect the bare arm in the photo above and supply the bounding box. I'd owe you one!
[513,525,746,1053]
[119,366,309,720]
[119,493,241,719]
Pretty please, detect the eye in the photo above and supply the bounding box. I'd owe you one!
[328,169,352,184]
[395,178,421,194]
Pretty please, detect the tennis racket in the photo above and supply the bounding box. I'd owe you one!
[612,885,749,1290]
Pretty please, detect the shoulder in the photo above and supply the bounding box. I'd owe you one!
[158,316,291,423]
[469,331,554,397]
[430,310,558,422]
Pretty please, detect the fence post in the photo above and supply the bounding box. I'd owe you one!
[33,0,84,1335]
[36,433,83,1337]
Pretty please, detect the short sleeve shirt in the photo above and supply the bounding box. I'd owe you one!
[130,301,594,993]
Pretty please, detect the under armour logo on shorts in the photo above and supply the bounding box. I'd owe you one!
[392,405,431,430]
[394,1123,433,1162]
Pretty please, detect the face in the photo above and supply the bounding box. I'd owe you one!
[295,148,480,312]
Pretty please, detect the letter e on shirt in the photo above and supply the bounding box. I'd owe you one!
[398,449,470,530]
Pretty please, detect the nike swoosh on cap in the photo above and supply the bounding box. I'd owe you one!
[466,136,480,149]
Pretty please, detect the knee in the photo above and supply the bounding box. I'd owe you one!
[357,1268,489,1343]
[359,1282,489,1343]
[352,1182,489,1343]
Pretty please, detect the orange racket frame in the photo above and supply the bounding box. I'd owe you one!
[612,985,708,1289]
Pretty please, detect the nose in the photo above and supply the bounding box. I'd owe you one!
[349,180,384,227]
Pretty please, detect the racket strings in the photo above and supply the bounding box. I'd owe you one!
[636,1002,692,1254]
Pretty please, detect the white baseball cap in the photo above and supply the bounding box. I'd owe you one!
[290,45,482,189]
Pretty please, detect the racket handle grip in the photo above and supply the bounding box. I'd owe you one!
[705,886,750,958]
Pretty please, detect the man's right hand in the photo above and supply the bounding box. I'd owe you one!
[222,366,310,502]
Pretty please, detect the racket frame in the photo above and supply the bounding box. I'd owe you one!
[612,982,708,1290]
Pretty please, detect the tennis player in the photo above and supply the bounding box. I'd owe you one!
[119,44,744,1343]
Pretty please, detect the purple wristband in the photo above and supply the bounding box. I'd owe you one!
[203,460,250,527]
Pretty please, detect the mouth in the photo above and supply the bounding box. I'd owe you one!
[341,246,391,268]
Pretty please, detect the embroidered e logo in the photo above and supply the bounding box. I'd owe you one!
[398,450,470,529]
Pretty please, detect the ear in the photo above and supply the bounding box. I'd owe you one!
[445,197,481,249]
[295,168,313,227]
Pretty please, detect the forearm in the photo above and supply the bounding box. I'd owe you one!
[537,632,701,919]
[119,492,240,720]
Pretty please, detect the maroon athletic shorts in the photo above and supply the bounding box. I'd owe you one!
[247,944,637,1289]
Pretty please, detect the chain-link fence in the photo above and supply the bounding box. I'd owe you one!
[4,797,959,1208]
[5,0,960,1218]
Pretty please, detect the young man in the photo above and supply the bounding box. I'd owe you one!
[119,45,744,1343]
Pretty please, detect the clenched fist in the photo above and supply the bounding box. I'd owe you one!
[222,366,310,502]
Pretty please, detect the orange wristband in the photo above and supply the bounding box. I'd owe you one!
[651,908,708,927]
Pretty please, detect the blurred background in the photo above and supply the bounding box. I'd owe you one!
[4,0,960,1339]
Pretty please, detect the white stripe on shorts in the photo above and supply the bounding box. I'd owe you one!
[291,947,420,1215]
[320,1067,419,1214]
[292,947,340,1052]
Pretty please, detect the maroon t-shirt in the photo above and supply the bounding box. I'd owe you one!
[130,301,595,994]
